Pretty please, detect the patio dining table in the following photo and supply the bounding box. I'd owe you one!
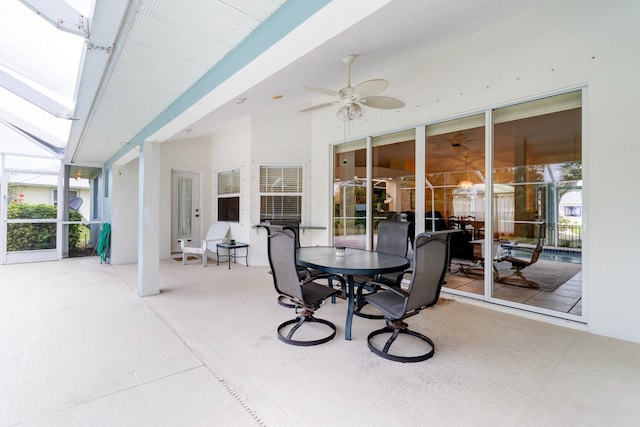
[296,246,410,340]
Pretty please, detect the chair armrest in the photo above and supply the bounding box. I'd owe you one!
[306,273,347,299]
[204,237,225,243]
[303,272,346,287]
[365,280,409,298]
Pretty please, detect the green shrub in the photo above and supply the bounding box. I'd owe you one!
[7,203,83,252]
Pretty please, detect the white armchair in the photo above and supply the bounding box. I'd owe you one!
[178,222,230,266]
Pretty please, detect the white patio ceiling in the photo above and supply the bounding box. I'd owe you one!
[1,0,552,168]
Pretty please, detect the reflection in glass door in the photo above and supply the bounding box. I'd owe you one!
[333,133,416,251]
[425,114,486,296]
[372,130,415,251]
[333,140,367,249]
[491,91,582,316]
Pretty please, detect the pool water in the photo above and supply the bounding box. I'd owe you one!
[509,248,582,264]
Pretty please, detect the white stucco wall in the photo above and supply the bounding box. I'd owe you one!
[304,0,639,343]
[110,159,139,264]
[247,110,314,265]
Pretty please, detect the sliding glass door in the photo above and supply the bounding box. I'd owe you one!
[331,89,583,320]
[491,91,582,315]
[333,131,415,251]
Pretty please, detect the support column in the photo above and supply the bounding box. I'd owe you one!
[138,141,160,296]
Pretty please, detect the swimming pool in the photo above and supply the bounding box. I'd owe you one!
[509,248,582,264]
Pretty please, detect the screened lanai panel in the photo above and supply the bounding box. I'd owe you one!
[0,1,90,154]
[0,1,86,101]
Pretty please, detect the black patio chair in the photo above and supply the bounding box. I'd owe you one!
[363,232,450,362]
[259,221,312,308]
[267,231,344,346]
[354,220,411,319]
[497,223,546,288]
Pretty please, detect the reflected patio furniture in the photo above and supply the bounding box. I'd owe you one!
[363,232,450,363]
[267,231,344,346]
[448,228,476,273]
[425,210,448,232]
[458,239,504,280]
[178,221,230,266]
[496,223,546,289]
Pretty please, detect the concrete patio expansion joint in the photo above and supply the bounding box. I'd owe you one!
[140,296,268,427]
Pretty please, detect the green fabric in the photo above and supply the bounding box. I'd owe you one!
[97,223,111,263]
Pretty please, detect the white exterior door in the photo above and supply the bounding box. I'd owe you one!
[171,171,201,253]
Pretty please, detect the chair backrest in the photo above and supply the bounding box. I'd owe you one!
[425,210,448,231]
[528,223,546,264]
[204,222,230,252]
[376,220,410,257]
[205,221,230,241]
[265,220,301,248]
[267,232,303,301]
[404,232,450,313]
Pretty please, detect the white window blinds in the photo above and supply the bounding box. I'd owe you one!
[259,166,303,221]
[218,169,240,195]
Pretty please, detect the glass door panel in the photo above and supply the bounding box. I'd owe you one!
[171,171,200,253]
[372,130,415,252]
[425,114,485,296]
[491,91,582,316]
[333,140,367,249]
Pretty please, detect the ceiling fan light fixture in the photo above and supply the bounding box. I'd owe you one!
[302,54,403,121]
[459,155,473,189]
[459,179,473,189]
[337,104,361,121]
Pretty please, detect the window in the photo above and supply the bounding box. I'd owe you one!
[564,206,581,217]
[217,169,240,222]
[53,189,78,206]
[259,165,303,222]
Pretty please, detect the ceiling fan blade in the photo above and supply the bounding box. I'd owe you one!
[299,101,339,113]
[353,79,388,97]
[304,85,340,97]
[358,96,405,109]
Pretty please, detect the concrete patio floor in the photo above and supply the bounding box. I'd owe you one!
[1,256,639,426]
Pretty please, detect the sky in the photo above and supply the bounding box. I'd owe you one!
[0,0,92,153]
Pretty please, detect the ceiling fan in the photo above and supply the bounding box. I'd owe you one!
[431,130,481,153]
[299,54,405,121]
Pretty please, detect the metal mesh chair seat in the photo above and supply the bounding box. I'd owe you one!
[364,232,450,362]
[267,231,344,346]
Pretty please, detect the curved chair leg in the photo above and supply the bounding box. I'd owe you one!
[497,269,540,289]
[277,313,337,346]
[367,323,435,363]
[353,282,385,319]
[277,295,298,309]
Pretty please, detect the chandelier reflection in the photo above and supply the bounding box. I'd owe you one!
[459,155,473,189]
